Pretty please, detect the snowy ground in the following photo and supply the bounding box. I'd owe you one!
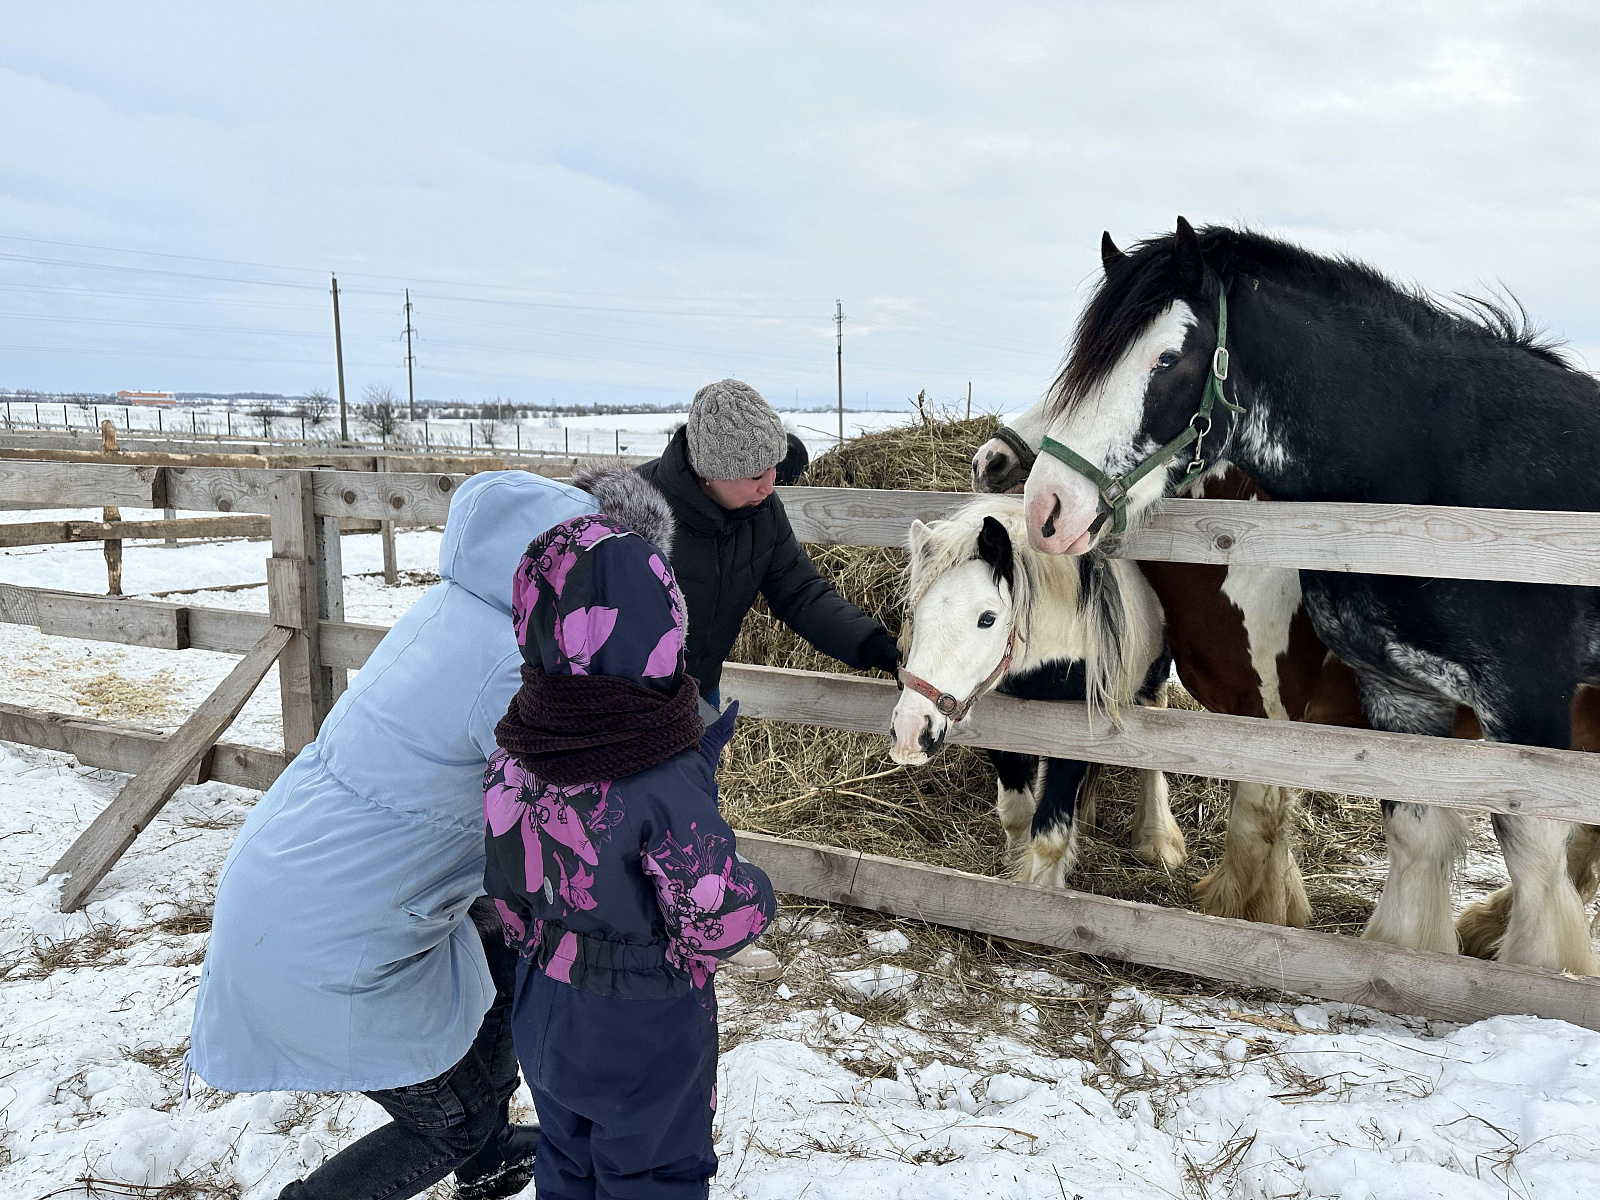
[2,533,1598,1197]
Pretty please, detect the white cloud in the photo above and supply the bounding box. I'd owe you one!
[0,0,1596,403]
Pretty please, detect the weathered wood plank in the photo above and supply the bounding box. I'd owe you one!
[735,831,1600,1031]
[314,502,348,706]
[318,619,387,669]
[310,469,462,523]
[0,585,189,649]
[720,663,1600,823]
[44,625,293,911]
[186,606,271,653]
[0,701,287,791]
[0,460,157,508]
[161,466,273,515]
[0,515,271,548]
[266,558,306,628]
[776,488,1600,585]
[269,472,325,754]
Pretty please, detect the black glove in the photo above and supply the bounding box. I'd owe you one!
[858,629,901,675]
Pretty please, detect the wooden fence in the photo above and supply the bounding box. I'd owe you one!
[2,459,1600,1030]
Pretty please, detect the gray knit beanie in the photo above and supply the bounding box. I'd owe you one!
[684,379,788,480]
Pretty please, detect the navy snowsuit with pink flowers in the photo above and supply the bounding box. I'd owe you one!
[483,513,775,1200]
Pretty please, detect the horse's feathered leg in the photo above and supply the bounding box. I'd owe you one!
[1195,780,1309,926]
[1020,757,1088,888]
[1478,684,1598,975]
[988,749,1039,856]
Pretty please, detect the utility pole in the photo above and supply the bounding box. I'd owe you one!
[331,274,349,442]
[834,299,845,445]
[403,289,417,421]
[967,381,972,420]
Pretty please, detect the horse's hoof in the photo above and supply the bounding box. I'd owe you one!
[1135,831,1188,869]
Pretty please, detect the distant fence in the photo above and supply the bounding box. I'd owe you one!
[1,459,1599,1030]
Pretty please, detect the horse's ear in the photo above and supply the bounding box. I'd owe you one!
[1100,231,1125,274]
[908,518,932,559]
[1172,215,1205,293]
[976,515,1015,590]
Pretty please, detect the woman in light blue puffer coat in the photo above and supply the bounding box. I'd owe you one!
[189,466,670,1199]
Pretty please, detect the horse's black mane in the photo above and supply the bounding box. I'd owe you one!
[1049,224,1571,414]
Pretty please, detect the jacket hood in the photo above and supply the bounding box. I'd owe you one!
[513,515,688,692]
[439,472,599,616]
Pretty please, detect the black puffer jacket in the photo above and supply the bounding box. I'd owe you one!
[638,427,889,696]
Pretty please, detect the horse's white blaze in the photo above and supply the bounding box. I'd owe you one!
[889,559,1013,764]
[1363,802,1470,956]
[1025,301,1196,554]
[1220,564,1301,722]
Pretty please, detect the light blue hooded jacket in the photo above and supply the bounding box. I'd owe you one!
[188,470,598,1092]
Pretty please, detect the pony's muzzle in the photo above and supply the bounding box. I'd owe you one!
[890,695,947,765]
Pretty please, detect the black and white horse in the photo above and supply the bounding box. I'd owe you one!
[1021,218,1600,974]
[888,497,1179,886]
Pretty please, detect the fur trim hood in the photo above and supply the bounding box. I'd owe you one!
[571,460,676,557]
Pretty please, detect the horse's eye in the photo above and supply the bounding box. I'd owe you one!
[977,611,997,629]
[1155,350,1182,371]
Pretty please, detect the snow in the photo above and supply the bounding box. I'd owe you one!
[3,535,1599,1196]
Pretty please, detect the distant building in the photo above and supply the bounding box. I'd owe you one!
[116,390,177,406]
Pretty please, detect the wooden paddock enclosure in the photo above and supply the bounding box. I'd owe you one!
[3,459,1600,1030]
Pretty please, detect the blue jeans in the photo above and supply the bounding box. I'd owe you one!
[278,900,525,1200]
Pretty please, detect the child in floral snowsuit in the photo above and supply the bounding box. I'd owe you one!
[484,508,775,1200]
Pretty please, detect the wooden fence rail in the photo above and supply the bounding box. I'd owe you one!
[9,460,1600,581]
[4,585,1598,823]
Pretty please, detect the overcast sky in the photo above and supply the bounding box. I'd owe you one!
[2,2,1597,411]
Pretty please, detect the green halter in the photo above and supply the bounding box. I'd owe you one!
[1038,282,1244,538]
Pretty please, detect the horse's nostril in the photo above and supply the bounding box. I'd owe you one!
[1041,494,1063,539]
[917,715,946,756]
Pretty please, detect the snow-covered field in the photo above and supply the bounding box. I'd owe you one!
[2,532,1599,1197]
[0,402,1013,460]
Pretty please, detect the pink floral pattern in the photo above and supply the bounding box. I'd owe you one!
[642,824,772,989]
[554,606,618,675]
[484,750,623,922]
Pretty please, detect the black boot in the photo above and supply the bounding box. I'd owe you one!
[455,1123,540,1200]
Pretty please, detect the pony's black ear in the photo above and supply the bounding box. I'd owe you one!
[1100,231,1125,274]
[976,515,1014,590]
[1172,215,1205,293]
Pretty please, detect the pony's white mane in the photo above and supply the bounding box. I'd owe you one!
[905,496,1164,720]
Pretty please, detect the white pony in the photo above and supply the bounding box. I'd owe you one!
[888,496,1180,886]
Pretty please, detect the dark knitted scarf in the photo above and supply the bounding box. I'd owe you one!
[496,664,705,786]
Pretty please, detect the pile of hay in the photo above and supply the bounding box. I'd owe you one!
[719,405,1389,936]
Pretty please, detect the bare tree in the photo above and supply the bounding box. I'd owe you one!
[297,387,333,429]
[476,418,501,448]
[250,400,282,440]
[361,383,404,443]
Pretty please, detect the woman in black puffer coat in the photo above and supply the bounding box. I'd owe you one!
[637,379,899,703]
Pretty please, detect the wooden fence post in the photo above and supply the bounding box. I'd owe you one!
[379,455,399,585]
[314,467,349,707]
[268,471,331,755]
[100,421,123,595]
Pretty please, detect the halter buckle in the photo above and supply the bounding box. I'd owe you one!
[1212,347,1230,381]
[1102,475,1128,507]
